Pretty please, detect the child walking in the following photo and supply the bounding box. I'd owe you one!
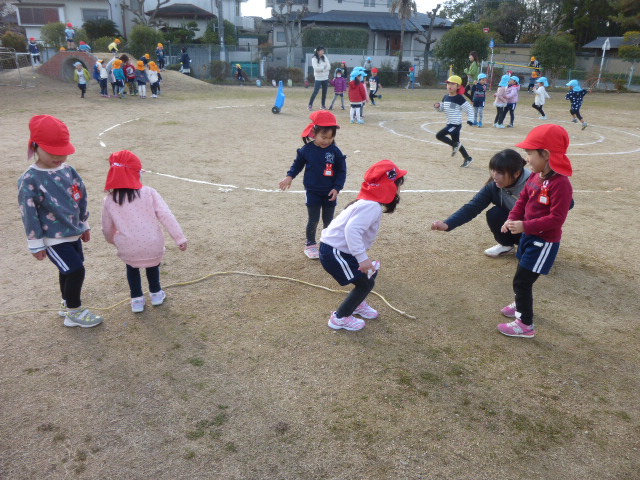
[18,115,103,327]
[28,37,40,65]
[101,150,188,313]
[433,75,475,168]
[493,74,510,128]
[498,124,573,338]
[73,61,90,98]
[148,61,161,98]
[348,67,368,124]
[368,67,382,105]
[565,79,590,130]
[531,76,550,119]
[329,68,348,110]
[97,59,109,97]
[471,73,488,127]
[319,159,407,331]
[503,75,521,128]
[406,66,416,89]
[279,111,347,259]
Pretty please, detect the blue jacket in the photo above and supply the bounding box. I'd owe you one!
[135,69,148,83]
[286,142,347,193]
[444,170,532,230]
[114,67,125,81]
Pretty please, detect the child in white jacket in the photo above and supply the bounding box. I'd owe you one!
[531,77,551,120]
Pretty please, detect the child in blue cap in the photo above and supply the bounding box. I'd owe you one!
[565,79,590,130]
[493,74,510,128]
[532,77,550,120]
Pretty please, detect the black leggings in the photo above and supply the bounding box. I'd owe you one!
[436,125,470,159]
[126,264,161,298]
[570,108,583,121]
[308,80,329,108]
[486,206,521,246]
[59,267,85,309]
[513,265,540,325]
[306,204,335,245]
[532,103,545,116]
[494,106,506,124]
[336,274,376,318]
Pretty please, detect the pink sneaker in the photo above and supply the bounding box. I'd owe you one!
[501,302,517,318]
[353,301,378,319]
[304,244,319,259]
[328,312,365,331]
[497,318,536,338]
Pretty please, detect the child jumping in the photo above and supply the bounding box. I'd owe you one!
[565,79,590,130]
[18,115,103,327]
[498,124,574,338]
[329,68,348,110]
[368,67,382,105]
[471,73,488,127]
[279,111,347,259]
[101,150,188,313]
[348,67,368,124]
[319,159,407,331]
[434,75,475,168]
[532,76,550,120]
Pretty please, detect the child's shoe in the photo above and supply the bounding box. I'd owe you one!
[451,142,461,156]
[341,106,345,110]
[357,119,365,124]
[150,290,166,306]
[308,105,312,111]
[353,301,378,319]
[378,94,382,99]
[131,296,145,313]
[539,116,547,120]
[304,244,319,259]
[581,122,588,130]
[507,124,514,128]
[64,308,103,328]
[572,118,578,123]
[500,302,517,318]
[496,124,506,129]
[350,119,355,124]
[460,157,474,168]
[497,318,536,338]
[328,312,365,331]
[58,299,67,317]
[477,122,483,127]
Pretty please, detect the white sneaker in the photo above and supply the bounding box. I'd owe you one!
[484,244,515,258]
[539,116,547,120]
[353,301,379,319]
[131,296,145,313]
[150,290,166,306]
[304,244,319,259]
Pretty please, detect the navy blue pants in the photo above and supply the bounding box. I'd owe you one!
[46,239,85,309]
[126,264,161,298]
[486,206,521,247]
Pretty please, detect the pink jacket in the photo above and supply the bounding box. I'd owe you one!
[101,186,187,268]
[505,84,520,104]
[495,86,508,105]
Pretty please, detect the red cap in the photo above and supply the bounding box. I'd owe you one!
[357,160,407,204]
[28,115,75,158]
[372,68,378,73]
[409,67,414,71]
[105,150,143,190]
[29,37,36,41]
[66,22,72,27]
[301,110,340,138]
[516,124,573,176]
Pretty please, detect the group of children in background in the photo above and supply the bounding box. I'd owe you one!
[86,52,163,99]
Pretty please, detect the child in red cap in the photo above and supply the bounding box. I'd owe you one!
[319,160,407,331]
[368,67,382,105]
[498,124,574,338]
[27,37,40,65]
[64,22,75,50]
[18,115,103,327]
[101,150,188,313]
[279,111,347,259]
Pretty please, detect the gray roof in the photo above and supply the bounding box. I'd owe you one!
[145,3,214,19]
[582,37,628,49]
[301,10,452,32]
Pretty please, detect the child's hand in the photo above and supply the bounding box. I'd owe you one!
[434,102,440,109]
[358,259,374,274]
[328,189,339,201]
[279,176,293,191]
[431,221,449,231]
[32,250,47,260]
[81,230,91,242]
[178,241,188,251]
[502,220,524,234]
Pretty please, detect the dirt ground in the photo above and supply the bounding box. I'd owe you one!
[1,68,639,480]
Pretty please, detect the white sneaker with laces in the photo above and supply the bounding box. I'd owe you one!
[484,244,515,258]
[353,301,379,319]
[304,244,319,259]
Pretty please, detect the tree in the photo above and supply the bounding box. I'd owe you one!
[390,0,417,83]
[1,31,27,52]
[40,22,66,48]
[531,34,576,85]
[608,0,640,29]
[434,23,489,75]
[271,1,313,68]
[163,21,199,43]
[414,4,442,70]
[618,31,640,65]
[123,0,170,27]
[128,24,164,59]
[83,19,120,42]
[481,1,527,43]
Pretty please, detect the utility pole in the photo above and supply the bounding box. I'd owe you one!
[215,0,226,61]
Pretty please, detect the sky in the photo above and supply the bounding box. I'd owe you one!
[242,0,444,19]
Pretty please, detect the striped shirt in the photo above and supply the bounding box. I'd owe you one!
[437,94,474,125]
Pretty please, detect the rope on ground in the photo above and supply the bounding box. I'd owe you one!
[0,271,417,320]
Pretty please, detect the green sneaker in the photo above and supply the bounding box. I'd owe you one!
[64,308,103,328]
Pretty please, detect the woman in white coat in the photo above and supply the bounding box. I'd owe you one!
[308,46,331,110]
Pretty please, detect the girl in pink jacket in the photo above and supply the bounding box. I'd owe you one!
[102,150,187,313]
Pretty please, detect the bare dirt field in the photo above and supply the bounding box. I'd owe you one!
[1,68,639,480]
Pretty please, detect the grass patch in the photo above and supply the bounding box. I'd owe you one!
[187,357,204,367]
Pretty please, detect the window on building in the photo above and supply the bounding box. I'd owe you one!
[82,9,109,21]
[17,6,59,25]
[364,0,375,7]
[276,31,285,42]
